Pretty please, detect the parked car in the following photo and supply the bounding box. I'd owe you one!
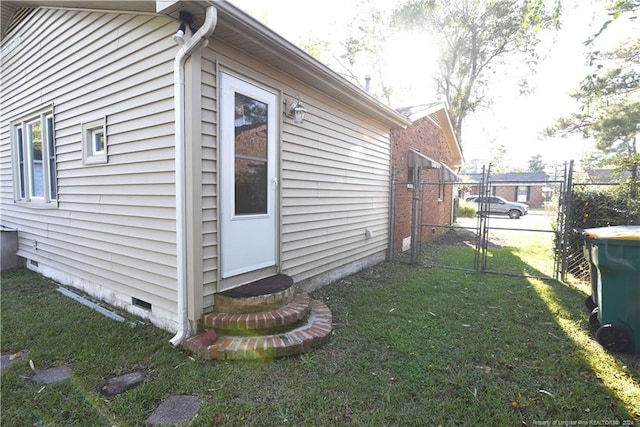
[474,196,529,219]
[464,195,479,202]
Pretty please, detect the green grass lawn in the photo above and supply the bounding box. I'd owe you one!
[2,242,639,426]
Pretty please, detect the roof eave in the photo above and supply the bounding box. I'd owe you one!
[5,0,411,129]
[432,108,464,169]
[398,103,464,168]
[204,1,411,129]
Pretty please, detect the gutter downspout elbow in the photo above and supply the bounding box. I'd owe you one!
[170,6,218,347]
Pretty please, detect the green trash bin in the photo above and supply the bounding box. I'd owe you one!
[583,225,640,353]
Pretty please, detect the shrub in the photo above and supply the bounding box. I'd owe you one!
[564,185,639,280]
[570,186,639,229]
[456,200,477,218]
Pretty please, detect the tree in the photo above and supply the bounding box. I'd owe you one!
[460,157,484,174]
[528,154,546,171]
[392,0,560,146]
[338,2,395,104]
[546,1,639,196]
[490,144,510,174]
[299,0,395,104]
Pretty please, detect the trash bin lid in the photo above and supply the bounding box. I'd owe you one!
[583,225,640,240]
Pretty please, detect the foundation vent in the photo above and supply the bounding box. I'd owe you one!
[132,297,152,311]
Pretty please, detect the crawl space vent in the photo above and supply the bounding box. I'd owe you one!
[132,297,152,311]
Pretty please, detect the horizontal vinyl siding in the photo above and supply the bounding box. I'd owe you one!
[0,9,179,324]
[201,41,392,303]
[200,55,218,301]
[280,90,391,283]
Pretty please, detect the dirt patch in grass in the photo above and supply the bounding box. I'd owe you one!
[429,227,504,248]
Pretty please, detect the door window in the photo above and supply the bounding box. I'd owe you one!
[234,93,268,215]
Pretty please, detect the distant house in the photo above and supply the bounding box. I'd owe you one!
[467,171,548,207]
[390,104,463,254]
[0,0,410,345]
[586,168,633,184]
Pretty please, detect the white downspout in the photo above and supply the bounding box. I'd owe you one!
[170,6,217,347]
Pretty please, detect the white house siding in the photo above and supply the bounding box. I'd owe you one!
[0,8,180,330]
[199,40,391,308]
[280,105,391,290]
[199,54,218,307]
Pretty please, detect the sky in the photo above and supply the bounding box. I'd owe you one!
[229,0,637,171]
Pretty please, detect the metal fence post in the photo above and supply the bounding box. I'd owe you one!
[389,166,396,262]
[560,160,574,282]
[410,166,421,265]
[474,164,491,271]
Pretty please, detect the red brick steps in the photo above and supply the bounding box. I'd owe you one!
[202,291,311,335]
[213,300,332,360]
[183,276,332,360]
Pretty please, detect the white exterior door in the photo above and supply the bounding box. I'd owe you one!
[219,72,278,279]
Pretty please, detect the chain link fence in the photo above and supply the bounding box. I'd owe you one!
[390,160,638,284]
[390,165,561,278]
[561,171,639,283]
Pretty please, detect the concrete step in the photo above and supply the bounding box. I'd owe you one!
[184,299,332,360]
[202,291,310,335]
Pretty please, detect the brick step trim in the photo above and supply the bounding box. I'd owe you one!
[184,299,332,360]
[212,285,295,314]
[202,291,311,334]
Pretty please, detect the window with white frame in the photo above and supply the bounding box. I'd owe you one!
[438,183,445,202]
[82,118,107,165]
[12,107,57,204]
[516,186,530,202]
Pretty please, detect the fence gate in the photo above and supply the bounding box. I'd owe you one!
[390,160,638,283]
[554,160,639,283]
[554,161,574,282]
[391,163,570,280]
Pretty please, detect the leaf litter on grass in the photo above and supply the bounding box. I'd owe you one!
[3,254,640,426]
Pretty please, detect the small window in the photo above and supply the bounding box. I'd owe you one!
[92,129,105,154]
[47,116,57,199]
[407,166,414,188]
[16,125,26,199]
[438,184,445,202]
[516,186,529,202]
[11,106,57,205]
[82,118,107,165]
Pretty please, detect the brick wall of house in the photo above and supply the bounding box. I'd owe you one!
[493,186,514,202]
[528,187,544,207]
[391,115,457,254]
[393,182,413,251]
[420,169,452,239]
[466,172,547,208]
[494,185,544,207]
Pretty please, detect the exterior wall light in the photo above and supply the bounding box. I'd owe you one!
[173,11,195,46]
[285,96,307,124]
[173,22,186,45]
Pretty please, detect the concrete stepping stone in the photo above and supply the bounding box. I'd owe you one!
[147,395,201,426]
[31,365,72,384]
[100,371,145,396]
[0,350,28,370]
